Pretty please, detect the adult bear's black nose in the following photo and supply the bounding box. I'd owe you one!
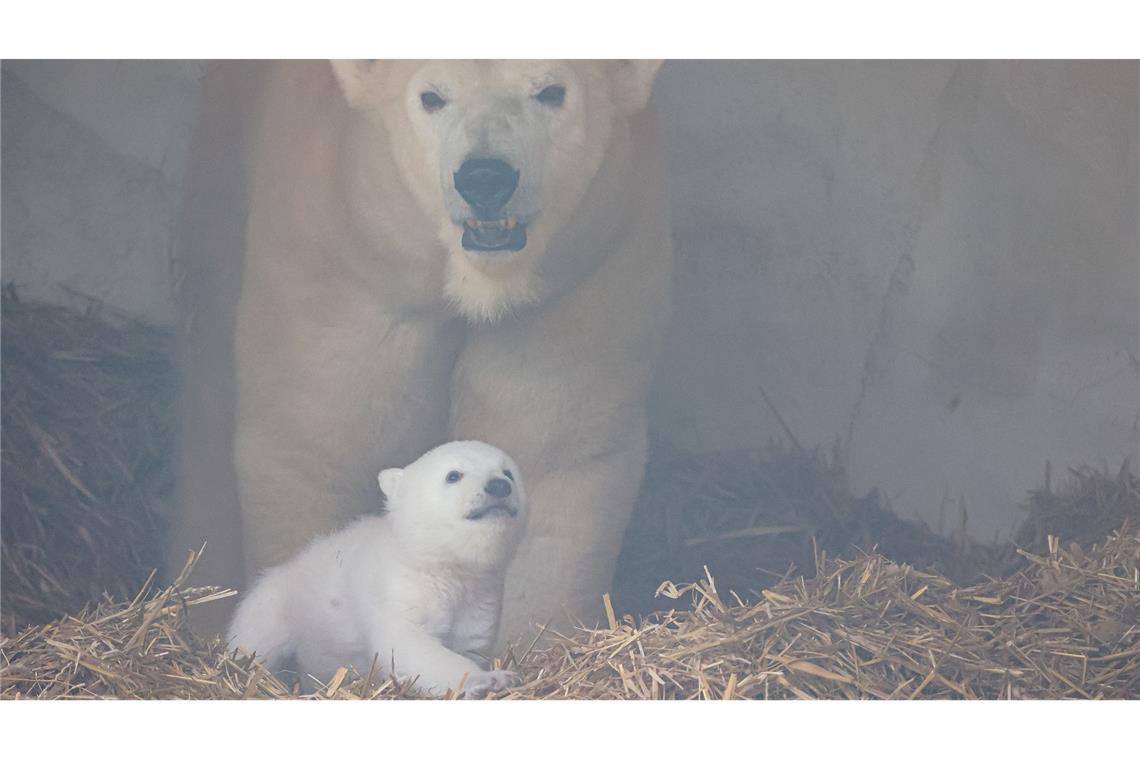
[484,477,512,498]
[453,158,520,218]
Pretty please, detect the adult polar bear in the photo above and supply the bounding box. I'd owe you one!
[169,60,671,644]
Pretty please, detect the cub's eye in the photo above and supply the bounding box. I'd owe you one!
[445,470,463,484]
[503,469,515,482]
[420,91,447,113]
[534,84,566,107]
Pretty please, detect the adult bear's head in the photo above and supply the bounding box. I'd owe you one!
[331,60,663,321]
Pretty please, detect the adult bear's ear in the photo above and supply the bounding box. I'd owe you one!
[378,467,404,502]
[330,59,383,106]
[613,60,664,113]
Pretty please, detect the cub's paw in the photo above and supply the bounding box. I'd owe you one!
[461,669,521,699]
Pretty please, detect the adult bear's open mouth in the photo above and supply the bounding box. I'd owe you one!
[462,217,527,253]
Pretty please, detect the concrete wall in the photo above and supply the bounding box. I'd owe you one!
[2,61,203,321]
[651,61,1139,538]
[3,60,1137,539]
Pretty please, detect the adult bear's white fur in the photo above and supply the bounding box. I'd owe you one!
[170,61,671,644]
[227,441,526,697]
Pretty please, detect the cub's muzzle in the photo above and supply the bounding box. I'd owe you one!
[483,477,512,498]
[465,477,519,521]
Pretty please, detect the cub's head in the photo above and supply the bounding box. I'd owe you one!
[379,440,526,569]
[331,59,663,321]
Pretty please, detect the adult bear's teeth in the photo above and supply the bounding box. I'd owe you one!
[465,218,517,231]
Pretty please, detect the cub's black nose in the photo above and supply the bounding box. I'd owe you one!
[484,477,512,498]
[453,158,520,218]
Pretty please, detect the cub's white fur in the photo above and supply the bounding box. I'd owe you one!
[227,441,526,698]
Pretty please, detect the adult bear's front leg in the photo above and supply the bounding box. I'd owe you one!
[232,304,462,579]
[233,423,373,576]
[493,428,649,647]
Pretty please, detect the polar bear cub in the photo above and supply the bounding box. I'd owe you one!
[226,440,527,698]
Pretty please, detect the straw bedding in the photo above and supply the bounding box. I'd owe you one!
[0,553,420,700]
[3,523,1137,699]
[2,294,1138,699]
[613,444,1010,616]
[509,526,1140,699]
[1,290,175,636]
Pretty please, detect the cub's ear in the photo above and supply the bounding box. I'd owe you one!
[330,59,382,106]
[378,467,404,501]
[613,60,664,113]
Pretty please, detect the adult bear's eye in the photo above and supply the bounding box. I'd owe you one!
[445,470,463,484]
[503,469,515,482]
[420,91,447,113]
[535,84,566,107]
